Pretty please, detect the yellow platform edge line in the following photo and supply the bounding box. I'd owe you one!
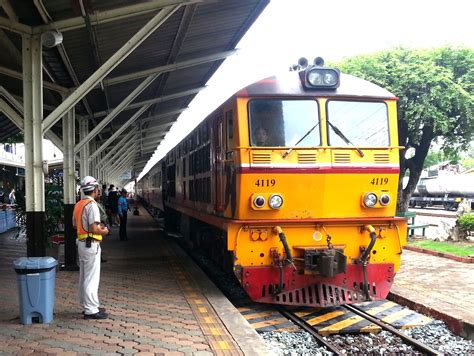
[203,316,214,324]
[216,341,231,350]
[210,327,222,335]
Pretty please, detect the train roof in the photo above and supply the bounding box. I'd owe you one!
[236,71,396,99]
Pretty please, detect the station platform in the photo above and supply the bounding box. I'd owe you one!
[0,206,270,355]
[390,249,474,340]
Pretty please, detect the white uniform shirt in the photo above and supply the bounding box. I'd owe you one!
[72,196,101,232]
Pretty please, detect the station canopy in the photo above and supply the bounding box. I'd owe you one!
[0,0,269,180]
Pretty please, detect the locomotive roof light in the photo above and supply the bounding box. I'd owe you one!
[363,192,378,208]
[268,194,284,209]
[313,57,324,66]
[253,195,266,209]
[299,57,340,89]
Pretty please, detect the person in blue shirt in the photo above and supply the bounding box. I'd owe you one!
[118,189,130,241]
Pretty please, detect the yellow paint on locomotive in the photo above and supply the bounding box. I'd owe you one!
[228,96,407,275]
[228,221,407,271]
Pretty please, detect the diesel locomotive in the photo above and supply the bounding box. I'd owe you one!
[138,58,408,307]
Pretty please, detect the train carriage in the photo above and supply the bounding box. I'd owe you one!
[138,59,408,307]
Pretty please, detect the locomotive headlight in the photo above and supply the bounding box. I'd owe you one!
[363,192,378,208]
[324,72,338,86]
[380,193,391,206]
[307,70,323,86]
[268,194,284,209]
[253,195,266,208]
[303,67,340,89]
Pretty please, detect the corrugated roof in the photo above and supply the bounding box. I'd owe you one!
[0,0,269,182]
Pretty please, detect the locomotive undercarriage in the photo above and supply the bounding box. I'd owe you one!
[232,222,404,307]
[239,263,395,307]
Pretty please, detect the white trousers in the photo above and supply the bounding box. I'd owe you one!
[77,240,101,315]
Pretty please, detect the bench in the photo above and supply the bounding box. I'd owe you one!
[408,224,430,238]
[396,211,429,238]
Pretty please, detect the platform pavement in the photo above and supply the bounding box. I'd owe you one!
[0,206,270,355]
[390,249,474,340]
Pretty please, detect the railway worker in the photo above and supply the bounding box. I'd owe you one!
[73,176,109,320]
[118,188,130,241]
[255,127,271,146]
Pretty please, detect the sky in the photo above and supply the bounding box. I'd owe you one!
[40,0,474,178]
[136,0,474,180]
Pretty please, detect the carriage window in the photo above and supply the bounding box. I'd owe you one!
[327,101,389,147]
[249,100,320,147]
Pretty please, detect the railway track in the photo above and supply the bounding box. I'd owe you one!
[342,304,442,355]
[277,304,443,355]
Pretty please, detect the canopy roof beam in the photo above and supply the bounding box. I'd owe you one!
[35,0,202,33]
[86,105,189,160]
[0,66,68,94]
[42,4,182,133]
[92,87,202,118]
[104,50,236,87]
[98,130,138,167]
[86,104,151,159]
[0,86,63,151]
[75,72,162,153]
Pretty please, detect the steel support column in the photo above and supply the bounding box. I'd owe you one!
[23,34,45,256]
[79,117,89,178]
[62,107,78,270]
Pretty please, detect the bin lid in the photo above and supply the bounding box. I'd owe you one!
[13,257,58,271]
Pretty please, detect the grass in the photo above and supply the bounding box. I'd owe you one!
[408,239,474,257]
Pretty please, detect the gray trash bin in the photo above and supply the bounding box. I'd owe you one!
[13,257,58,324]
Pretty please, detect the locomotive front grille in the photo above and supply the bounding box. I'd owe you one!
[298,152,317,164]
[333,153,351,164]
[373,153,390,164]
[251,152,272,164]
[265,283,370,307]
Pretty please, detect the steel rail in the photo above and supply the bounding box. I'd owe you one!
[343,304,443,356]
[277,307,342,355]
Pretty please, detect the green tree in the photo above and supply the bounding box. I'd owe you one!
[338,47,474,212]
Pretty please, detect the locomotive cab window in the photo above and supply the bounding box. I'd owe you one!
[327,101,389,147]
[249,99,320,147]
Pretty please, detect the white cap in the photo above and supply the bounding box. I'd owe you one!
[80,176,99,193]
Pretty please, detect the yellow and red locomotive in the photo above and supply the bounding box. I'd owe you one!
[138,58,407,307]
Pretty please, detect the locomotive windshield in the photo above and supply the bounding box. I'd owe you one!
[249,99,320,147]
[327,101,389,147]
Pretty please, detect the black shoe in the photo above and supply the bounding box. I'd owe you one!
[82,307,106,315]
[84,311,108,320]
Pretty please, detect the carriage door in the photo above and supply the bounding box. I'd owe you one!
[214,116,226,213]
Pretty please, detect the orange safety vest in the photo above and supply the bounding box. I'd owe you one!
[74,199,103,241]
